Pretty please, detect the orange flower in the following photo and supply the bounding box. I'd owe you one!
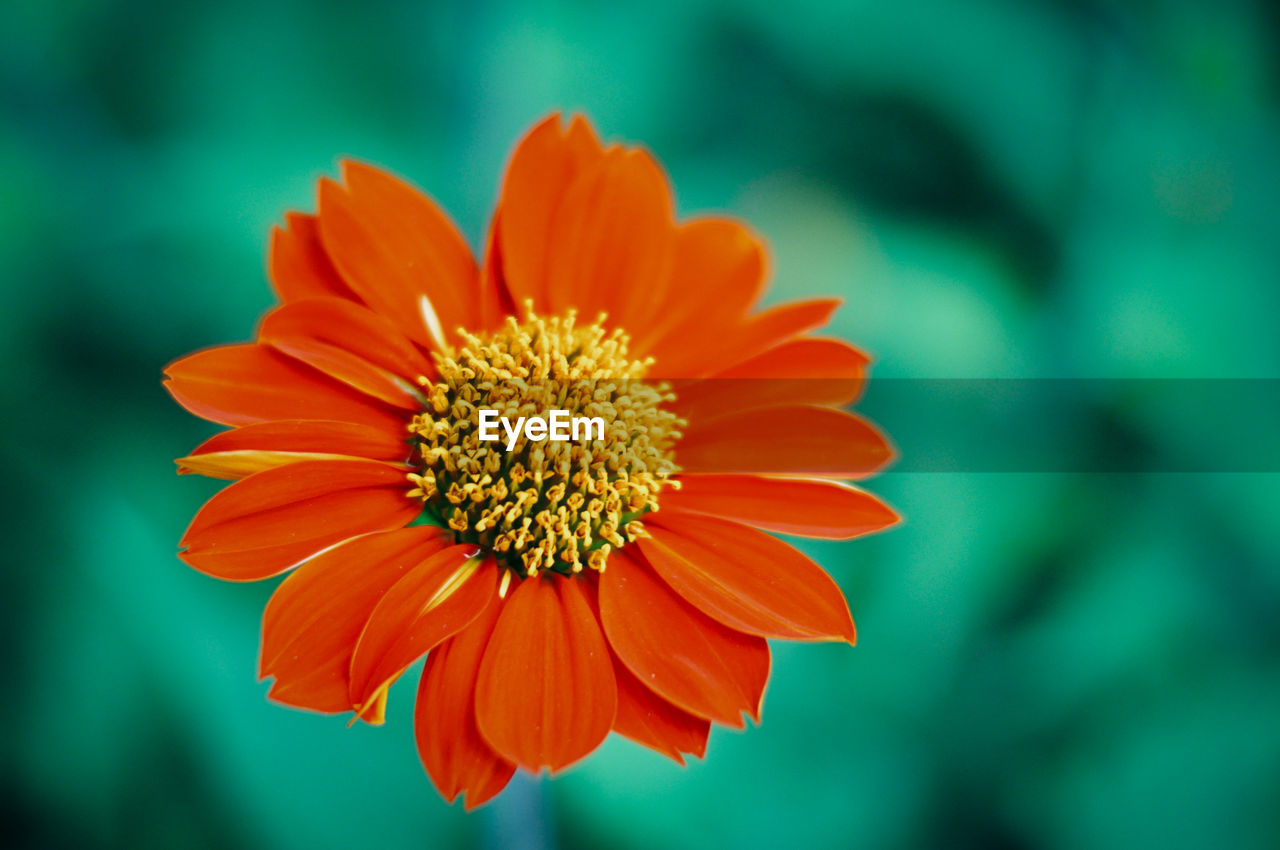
[165,113,898,808]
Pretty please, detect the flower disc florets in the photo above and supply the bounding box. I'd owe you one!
[408,310,682,578]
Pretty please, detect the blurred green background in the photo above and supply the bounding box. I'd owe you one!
[3,0,1279,847]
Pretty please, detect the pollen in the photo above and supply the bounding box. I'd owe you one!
[408,308,683,578]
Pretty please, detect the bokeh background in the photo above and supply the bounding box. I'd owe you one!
[3,0,1279,848]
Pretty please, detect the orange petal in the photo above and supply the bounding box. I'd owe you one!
[612,653,710,765]
[258,297,433,409]
[677,404,894,478]
[716,299,842,366]
[651,299,841,379]
[475,574,616,772]
[178,459,419,581]
[359,689,389,725]
[578,577,710,763]
[163,344,403,431]
[543,147,675,327]
[415,597,516,809]
[714,337,869,382]
[641,513,856,643]
[317,161,477,347]
[634,217,766,359]
[498,113,604,311]
[176,449,392,481]
[670,338,870,423]
[476,209,515,333]
[662,475,899,539]
[598,548,769,728]
[177,419,411,480]
[348,547,497,721]
[259,297,434,381]
[259,526,450,713]
[269,212,356,303]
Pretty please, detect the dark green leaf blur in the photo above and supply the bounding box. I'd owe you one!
[2,0,1278,848]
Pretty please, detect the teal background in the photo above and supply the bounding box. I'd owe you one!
[3,0,1279,848]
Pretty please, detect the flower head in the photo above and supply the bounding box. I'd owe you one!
[166,113,898,808]
[408,309,681,576]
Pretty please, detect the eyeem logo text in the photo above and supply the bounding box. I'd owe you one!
[478,409,606,452]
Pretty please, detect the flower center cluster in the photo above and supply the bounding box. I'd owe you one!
[407,311,682,578]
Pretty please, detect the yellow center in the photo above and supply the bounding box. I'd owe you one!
[407,310,682,578]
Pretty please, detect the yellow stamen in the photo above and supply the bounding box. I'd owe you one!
[408,307,682,578]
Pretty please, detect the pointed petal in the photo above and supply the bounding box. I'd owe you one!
[176,449,393,481]
[714,337,870,382]
[498,113,604,312]
[670,338,870,423]
[348,547,497,721]
[543,147,675,326]
[476,210,515,332]
[261,341,420,410]
[163,344,403,431]
[259,297,435,409]
[475,575,616,772]
[415,597,516,809]
[650,299,841,379]
[598,548,769,727]
[577,577,709,763]
[178,459,418,581]
[317,162,477,347]
[677,405,894,478]
[641,513,856,643]
[662,475,899,539]
[259,526,450,712]
[269,212,355,303]
[715,299,842,368]
[634,217,765,359]
[612,654,710,764]
[358,689,389,725]
[177,419,411,480]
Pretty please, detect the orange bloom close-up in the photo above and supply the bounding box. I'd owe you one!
[164,113,898,808]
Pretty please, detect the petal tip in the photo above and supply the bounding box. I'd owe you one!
[316,176,343,209]
[338,158,377,186]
